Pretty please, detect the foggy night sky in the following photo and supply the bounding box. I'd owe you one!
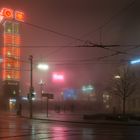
[1,0,140,95]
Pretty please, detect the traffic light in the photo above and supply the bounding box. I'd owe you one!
[27,93,35,100]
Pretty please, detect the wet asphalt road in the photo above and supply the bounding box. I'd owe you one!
[0,114,140,139]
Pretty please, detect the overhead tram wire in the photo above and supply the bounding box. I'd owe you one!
[46,0,137,58]
[82,0,137,39]
[17,56,129,66]
[23,22,134,55]
[23,22,89,44]
[10,54,129,66]
[0,1,138,58]
[5,44,139,48]
[77,0,137,60]
[0,60,127,72]
[21,2,138,60]
[25,0,136,60]
[54,62,127,66]
[55,0,137,61]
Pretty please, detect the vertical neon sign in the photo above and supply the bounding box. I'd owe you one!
[0,8,24,81]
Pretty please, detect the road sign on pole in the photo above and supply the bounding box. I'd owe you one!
[41,93,54,117]
[42,93,54,99]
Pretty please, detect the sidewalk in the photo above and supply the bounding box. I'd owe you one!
[1,110,140,126]
[21,111,140,125]
[22,111,84,122]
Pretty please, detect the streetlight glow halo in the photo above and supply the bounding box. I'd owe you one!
[37,63,49,70]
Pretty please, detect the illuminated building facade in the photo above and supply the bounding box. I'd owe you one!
[0,8,24,110]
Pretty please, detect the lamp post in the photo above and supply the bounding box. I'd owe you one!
[37,63,49,94]
[29,55,34,119]
[39,80,44,95]
[39,80,44,112]
[37,63,49,116]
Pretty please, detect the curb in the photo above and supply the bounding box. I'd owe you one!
[21,116,140,126]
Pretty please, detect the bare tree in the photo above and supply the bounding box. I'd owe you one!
[110,66,137,115]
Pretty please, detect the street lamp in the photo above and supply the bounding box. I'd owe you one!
[28,59,49,119]
[29,55,34,119]
[37,63,49,95]
[37,63,49,117]
[37,63,49,71]
[39,80,44,94]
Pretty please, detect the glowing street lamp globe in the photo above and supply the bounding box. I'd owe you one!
[37,63,49,71]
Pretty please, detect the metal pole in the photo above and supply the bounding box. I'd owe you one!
[40,82,43,113]
[29,55,33,119]
[46,97,49,117]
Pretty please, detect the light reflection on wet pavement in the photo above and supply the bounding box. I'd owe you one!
[0,114,140,139]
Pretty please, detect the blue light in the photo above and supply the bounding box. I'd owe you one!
[130,59,140,64]
[63,88,77,100]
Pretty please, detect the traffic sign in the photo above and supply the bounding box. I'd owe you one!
[42,93,54,99]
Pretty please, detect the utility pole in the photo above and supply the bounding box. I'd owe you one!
[40,80,44,95]
[46,97,49,117]
[29,55,34,119]
[39,80,44,112]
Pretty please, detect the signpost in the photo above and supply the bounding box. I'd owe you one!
[41,93,54,117]
[42,93,54,99]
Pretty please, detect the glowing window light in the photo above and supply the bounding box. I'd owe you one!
[9,99,16,103]
[87,85,94,90]
[114,75,121,79]
[82,86,87,91]
[7,29,12,33]
[7,74,11,79]
[4,34,13,44]
[7,63,11,67]
[13,35,21,44]
[7,51,11,56]
[14,23,20,34]
[15,11,25,22]
[22,96,35,101]
[3,69,20,81]
[2,8,14,19]
[22,97,28,100]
